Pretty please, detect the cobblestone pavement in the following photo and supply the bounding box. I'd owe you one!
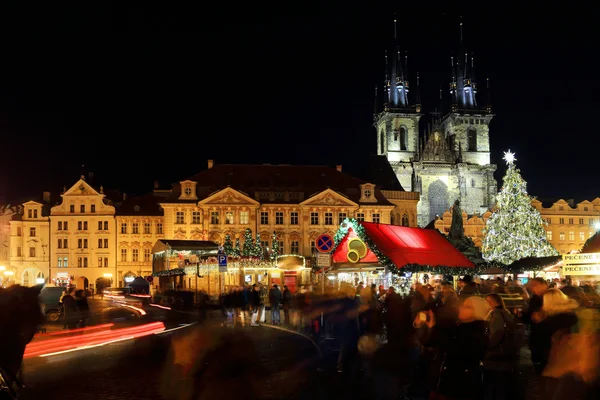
[21,322,319,400]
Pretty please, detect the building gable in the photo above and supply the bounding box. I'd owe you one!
[63,178,101,197]
[198,187,260,206]
[300,189,358,208]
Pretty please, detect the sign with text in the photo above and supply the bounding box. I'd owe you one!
[562,264,600,276]
[562,253,600,265]
[317,253,331,267]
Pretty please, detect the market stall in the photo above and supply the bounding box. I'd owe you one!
[329,219,475,291]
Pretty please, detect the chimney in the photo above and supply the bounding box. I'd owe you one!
[153,180,159,189]
[43,191,51,203]
[123,193,127,201]
[336,165,342,172]
[207,160,214,169]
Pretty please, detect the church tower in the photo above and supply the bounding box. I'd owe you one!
[374,19,422,192]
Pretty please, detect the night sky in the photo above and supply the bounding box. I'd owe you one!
[1,4,599,204]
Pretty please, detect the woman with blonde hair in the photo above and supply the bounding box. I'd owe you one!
[414,295,490,399]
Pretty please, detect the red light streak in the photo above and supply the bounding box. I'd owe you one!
[24,321,165,358]
[34,323,115,338]
[149,303,171,310]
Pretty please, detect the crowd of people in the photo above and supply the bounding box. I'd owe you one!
[58,287,91,329]
[218,276,600,400]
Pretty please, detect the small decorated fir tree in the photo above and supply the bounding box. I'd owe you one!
[482,150,558,265]
[242,228,254,257]
[270,231,280,261]
[253,233,264,259]
[223,234,234,256]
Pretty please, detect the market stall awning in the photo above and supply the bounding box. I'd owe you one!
[152,240,220,254]
[508,255,563,272]
[332,220,475,274]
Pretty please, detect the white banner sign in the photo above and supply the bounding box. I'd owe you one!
[562,253,600,265]
[562,264,600,276]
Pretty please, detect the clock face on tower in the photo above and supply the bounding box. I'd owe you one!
[184,187,192,196]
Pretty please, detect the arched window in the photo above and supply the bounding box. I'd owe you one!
[401,213,409,227]
[467,128,477,151]
[400,126,408,150]
[379,131,385,154]
[428,180,449,222]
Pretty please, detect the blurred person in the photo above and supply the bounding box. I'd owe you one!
[268,284,282,325]
[74,289,90,328]
[281,285,292,324]
[62,287,79,330]
[483,293,519,400]
[415,295,490,400]
[524,277,549,374]
[249,284,261,327]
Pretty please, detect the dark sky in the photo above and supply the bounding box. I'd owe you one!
[1,3,599,204]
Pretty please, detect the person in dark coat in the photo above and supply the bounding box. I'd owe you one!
[249,284,261,326]
[74,289,90,328]
[62,287,79,330]
[268,285,282,325]
[415,295,490,400]
[524,277,549,374]
[282,285,292,324]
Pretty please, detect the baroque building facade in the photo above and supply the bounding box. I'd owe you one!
[3,162,419,289]
[376,22,497,226]
[434,198,600,255]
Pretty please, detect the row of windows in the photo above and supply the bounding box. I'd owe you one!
[55,257,110,268]
[174,211,380,225]
[56,238,111,249]
[67,204,97,214]
[456,118,486,125]
[546,217,599,226]
[546,231,595,241]
[120,248,152,263]
[121,222,163,234]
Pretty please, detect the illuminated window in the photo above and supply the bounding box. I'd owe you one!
[579,232,585,241]
[310,240,316,254]
[310,212,319,225]
[290,212,299,225]
[260,212,269,225]
[240,211,249,224]
[559,232,565,241]
[98,257,103,268]
[546,231,552,241]
[291,241,299,254]
[64,257,68,267]
[569,231,575,241]
[579,218,584,225]
[275,212,284,225]
[210,212,219,224]
[278,241,284,253]
[192,212,201,224]
[121,223,127,234]
[225,212,234,225]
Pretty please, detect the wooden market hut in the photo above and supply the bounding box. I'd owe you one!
[330,220,475,287]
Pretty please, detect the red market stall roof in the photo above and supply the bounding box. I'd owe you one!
[332,220,475,274]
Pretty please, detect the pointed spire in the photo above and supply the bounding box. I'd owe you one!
[486,77,492,112]
[374,85,378,114]
[415,72,422,112]
[459,15,463,43]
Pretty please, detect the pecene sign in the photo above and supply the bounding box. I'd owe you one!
[562,264,600,276]
[562,253,600,264]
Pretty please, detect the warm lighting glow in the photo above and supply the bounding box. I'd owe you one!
[3,271,14,276]
[103,273,113,278]
[0,265,5,271]
[36,277,45,284]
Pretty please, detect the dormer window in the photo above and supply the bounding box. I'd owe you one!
[359,183,377,203]
[178,180,198,200]
[184,187,192,196]
[364,189,372,198]
[134,205,140,212]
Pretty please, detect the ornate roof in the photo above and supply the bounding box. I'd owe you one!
[419,130,456,163]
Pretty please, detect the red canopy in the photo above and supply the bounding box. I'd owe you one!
[333,222,475,270]
[332,227,379,264]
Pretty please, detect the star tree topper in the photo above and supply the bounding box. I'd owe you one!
[503,150,516,165]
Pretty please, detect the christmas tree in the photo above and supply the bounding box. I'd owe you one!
[242,228,255,257]
[253,233,264,259]
[482,150,558,265]
[270,231,279,261]
[223,234,234,256]
[233,238,241,257]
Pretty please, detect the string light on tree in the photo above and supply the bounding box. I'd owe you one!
[482,150,558,265]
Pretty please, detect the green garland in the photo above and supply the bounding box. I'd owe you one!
[153,268,186,277]
[334,218,487,276]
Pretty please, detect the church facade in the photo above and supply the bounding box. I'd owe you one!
[375,22,497,227]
